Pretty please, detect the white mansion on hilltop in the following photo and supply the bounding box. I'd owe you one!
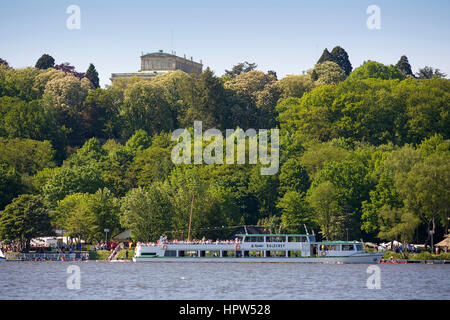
[111,50,203,81]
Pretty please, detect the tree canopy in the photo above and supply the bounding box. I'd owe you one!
[35,54,55,70]
[0,50,448,246]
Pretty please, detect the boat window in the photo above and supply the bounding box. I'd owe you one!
[355,244,363,251]
[288,251,302,257]
[322,245,339,251]
[164,250,177,257]
[248,251,264,257]
[266,236,286,242]
[342,244,353,251]
[141,252,156,256]
[288,236,305,242]
[266,250,287,257]
[187,250,199,257]
[205,251,220,257]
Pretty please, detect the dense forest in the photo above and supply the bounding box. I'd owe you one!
[0,47,449,250]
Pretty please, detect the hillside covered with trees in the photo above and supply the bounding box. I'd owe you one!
[0,48,449,251]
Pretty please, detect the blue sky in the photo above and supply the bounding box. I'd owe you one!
[1,0,449,87]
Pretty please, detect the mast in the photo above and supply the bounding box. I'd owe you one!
[187,194,194,241]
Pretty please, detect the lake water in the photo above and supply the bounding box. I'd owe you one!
[1,261,449,300]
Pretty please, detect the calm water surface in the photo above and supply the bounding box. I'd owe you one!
[1,261,449,299]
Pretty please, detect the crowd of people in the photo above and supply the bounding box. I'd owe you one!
[391,243,419,254]
[136,236,239,247]
[0,241,121,253]
[1,243,18,253]
[92,242,118,251]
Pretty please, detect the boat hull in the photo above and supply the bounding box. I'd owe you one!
[133,252,384,264]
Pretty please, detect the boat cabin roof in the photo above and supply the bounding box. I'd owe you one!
[317,241,361,244]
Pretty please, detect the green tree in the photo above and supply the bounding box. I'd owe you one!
[0,58,10,68]
[416,66,446,79]
[317,47,352,76]
[207,166,258,226]
[35,54,55,70]
[0,97,67,159]
[307,181,344,240]
[64,137,106,167]
[86,188,121,241]
[348,61,405,81]
[400,154,450,247]
[85,63,100,89]
[376,206,420,243]
[418,134,450,157]
[125,129,152,155]
[395,55,413,77]
[0,138,55,175]
[402,78,450,144]
[167,167,208,239]
[120,80,174,137]
[80,88,122,140]
[1,67,42,101]
[134,146,174,187]
[317,48,333,64]
[277,76,448,146]
[278,157,310,196]
[0,194,52,251]
[42,73,91,145]
[312,159,372,238]
[224,61,257,78]
[224,70,279,128]
[0,164,23,210]
[248,165,279,220]
[181,68,229,129]
[310,61,346,85]
[257,215,282,234]
[120,185,173,242]
[53,193,96,241]
[38,164,105,207]
[277,191,313,233]
[277,74,315,99]
[53,188,120,242]
[101,143,136,197]
[361,173,402,235]
[299,142,349,180]
[330,46,353,76]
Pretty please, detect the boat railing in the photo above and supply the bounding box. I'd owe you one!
[138,241,238,246]
[12,252,89,261]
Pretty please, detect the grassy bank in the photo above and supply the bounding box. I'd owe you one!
[87,249,134,260]
[116,249,135,260]
[88,250,111,260]
[382,251,450,260]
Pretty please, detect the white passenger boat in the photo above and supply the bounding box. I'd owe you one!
[0,249,6,262]
[133,234,384,264]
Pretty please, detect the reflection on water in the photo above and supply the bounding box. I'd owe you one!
[1,261,449,300]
